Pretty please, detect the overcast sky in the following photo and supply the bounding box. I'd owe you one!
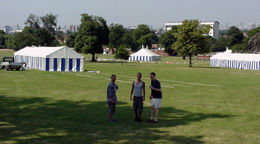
[1,0,259,29]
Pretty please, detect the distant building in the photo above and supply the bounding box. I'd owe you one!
[248,23,259,30]
[3,25,12,34]
[128,26,137,30]
[69,24,77,33]
[164,21,220,40]
[13,25,20,31]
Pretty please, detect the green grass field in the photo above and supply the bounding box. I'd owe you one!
[1,51,260,144]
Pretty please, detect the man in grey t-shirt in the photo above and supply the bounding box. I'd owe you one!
[130,72,145,122]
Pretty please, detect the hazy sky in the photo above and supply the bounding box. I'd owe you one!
[1,0,259,28]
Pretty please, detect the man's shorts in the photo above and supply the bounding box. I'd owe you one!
[108,102,116,115]
[133,96,143,113]
[151,98,161,108]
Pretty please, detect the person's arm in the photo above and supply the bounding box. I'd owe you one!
[149,81,161,92]
[130,81,134,101]
[115,83,119,90]
[150,86,161,92]
[142,81,145,101]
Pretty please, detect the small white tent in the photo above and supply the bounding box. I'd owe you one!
[128,45,161,61]
[14,46,84,72]
[210,48,260,70]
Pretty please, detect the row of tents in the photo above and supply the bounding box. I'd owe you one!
[13,46,260,72]
[14,46,161,72]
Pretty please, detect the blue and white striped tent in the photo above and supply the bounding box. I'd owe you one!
[14,46,84,72]
[128,46,161,61]
[210,49,260,70]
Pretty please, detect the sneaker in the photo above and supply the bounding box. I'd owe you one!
[109,119,116,122]
[151,120,158,124]
[135,116,138,121]
[138,118,142,123]
[146,119,154,123]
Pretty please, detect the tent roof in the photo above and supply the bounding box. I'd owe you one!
[14,46,84,58]
[131,46,160,56]
[210,49,260,61]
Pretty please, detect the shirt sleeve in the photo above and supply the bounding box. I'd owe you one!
[157,80,161,89]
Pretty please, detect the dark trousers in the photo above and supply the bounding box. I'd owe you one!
[133,97,143,114]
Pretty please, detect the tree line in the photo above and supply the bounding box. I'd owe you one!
[1,13,260,65]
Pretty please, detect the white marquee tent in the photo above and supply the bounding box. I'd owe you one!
[210,49,260,70]
[128,46,161,61]
[14,46,84,72]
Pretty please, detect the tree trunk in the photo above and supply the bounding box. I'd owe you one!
[189,54,192,67]
[91,53,96,62]
[183,55,186,59]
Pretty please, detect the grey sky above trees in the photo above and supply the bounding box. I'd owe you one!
[1,0,260,28]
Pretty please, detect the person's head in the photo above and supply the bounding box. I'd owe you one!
[137,72,142,80]
[150,72,156,80]
[111,74,116,83]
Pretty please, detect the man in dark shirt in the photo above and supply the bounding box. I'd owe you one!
[147,72,162,124]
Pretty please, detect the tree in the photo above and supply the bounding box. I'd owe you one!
[115,45,129,60]
[159,26,178,54]
[40,13,58,34]
[33,28,57,46]
[246,32,260,53]
[172,19,211,67]
[122,31,134,48]
[56,30,65,43]
[132,24,153,50]
[10,32,34,50]
[108,24,125,49]
[66,33,77,47]
[214,37,229,52]
[0,31,7,48]
[205,36,216,52]
[24,14,41,30]
[75,13,109,61]
[227,26,244,47]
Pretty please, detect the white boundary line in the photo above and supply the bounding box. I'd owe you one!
[97,72,221,87]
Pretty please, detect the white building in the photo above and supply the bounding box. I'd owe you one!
[165,21,220,40]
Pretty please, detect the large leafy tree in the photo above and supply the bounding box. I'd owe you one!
[24,14,41,30]
[75,13,109,61]
[172,19,211,67]
[132,24,153,51]
[108,24,125,49]
[159,26,178,54]
[40,13,58,34]
[227,26,244,47]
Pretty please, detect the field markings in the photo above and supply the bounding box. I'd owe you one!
[96,72,221,87]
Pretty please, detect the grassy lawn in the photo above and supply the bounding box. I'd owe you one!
[1,51,260,143]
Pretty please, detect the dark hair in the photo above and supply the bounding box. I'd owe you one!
[137,72,142,77]
[111,74,116,78]
[150,72,156,76]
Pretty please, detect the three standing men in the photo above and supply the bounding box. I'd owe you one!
[107,72,162,123]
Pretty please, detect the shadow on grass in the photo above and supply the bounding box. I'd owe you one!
[0,95,232,144]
